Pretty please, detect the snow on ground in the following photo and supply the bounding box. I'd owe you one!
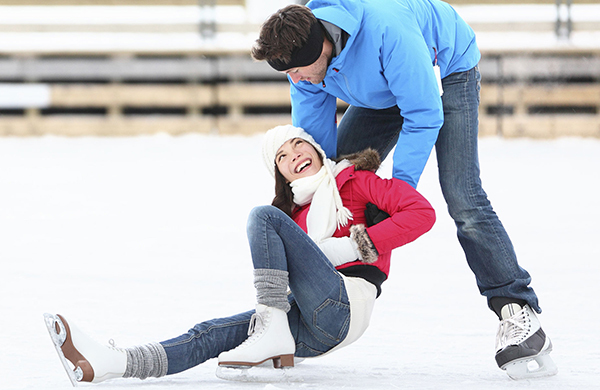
[0,133,599,389]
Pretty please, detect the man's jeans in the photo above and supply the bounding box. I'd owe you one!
[160,206,350,375]
[337,66,540,313]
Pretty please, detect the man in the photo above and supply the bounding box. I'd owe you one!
[251,0,557,380]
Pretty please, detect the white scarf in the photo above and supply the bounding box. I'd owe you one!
[290,159,353,243]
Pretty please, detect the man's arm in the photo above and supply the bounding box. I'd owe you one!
[380,14,444,188]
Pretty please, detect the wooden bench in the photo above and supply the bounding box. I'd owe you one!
[2,81,598,137]
[0,1,599,137]
[0,1,245,5]
[479,84,600,137]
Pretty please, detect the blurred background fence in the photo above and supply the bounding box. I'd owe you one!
[0,0,599,137]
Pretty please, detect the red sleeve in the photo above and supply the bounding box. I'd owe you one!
[351,171,436,255]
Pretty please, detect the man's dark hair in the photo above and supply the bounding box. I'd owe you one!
[252,4,317,64]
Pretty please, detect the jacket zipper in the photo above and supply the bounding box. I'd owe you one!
[327,67,382,109]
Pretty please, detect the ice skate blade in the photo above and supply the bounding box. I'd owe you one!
[44,313,81,387]
[216,365,302,383]
[503,352,558,380]
[219,357,304,369]
[219,353,294,369]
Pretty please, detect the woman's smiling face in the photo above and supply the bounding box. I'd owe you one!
[275,138,323,183]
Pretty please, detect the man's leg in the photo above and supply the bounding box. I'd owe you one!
[436,66,540,312]
[437,67,555,378]
[337,105,403,160]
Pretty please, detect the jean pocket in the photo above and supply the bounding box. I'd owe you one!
[314,299,350,342]
[294,342,327,357]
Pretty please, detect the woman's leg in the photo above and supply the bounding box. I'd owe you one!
[164,205,351,372]
[47,205,352,383]
[159,310,253,375]
[246,205,350,356]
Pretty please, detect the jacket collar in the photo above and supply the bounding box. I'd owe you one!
[310,0,363,68]
[335,165,356,190]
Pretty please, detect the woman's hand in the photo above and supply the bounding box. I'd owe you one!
[350,224,379,264]
[317,224,379,267]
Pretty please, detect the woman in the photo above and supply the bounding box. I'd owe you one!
[44,125,435,385]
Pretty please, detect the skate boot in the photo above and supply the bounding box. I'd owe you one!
[218,304,295,368]
[494,304,558,380]
[44,313,127,386]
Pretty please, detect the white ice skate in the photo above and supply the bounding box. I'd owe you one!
[495,304,558,380]
[217,304,295,369]
[43,313,127,386]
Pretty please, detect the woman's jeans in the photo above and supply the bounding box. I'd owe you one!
[160,206,350,375]
[337,66,540,314]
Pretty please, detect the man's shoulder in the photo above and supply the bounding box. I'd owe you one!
[308,0,365,32]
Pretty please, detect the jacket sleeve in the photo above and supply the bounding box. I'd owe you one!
[352,171,436,255]
[379,12,444,188]
[290,78,339,159]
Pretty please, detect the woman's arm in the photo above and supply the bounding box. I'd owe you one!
[351,171,436,255]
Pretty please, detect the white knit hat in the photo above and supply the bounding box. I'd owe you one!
[262,124,326,177]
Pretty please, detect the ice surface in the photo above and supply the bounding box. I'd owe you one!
[0,133,598,389]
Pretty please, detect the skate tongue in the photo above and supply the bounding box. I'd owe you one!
[500,303,523,320]
[247,313,265,336]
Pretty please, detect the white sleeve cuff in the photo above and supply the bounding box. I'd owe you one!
[317,236,361,267]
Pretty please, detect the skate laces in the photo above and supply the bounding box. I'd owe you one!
[226,310,270,352]
[495,308,530,350]
[247,312,266,337]
[107,339,125,352]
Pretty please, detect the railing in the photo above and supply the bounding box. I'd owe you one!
[0,1,599,137]
[2,53,599,137]
[0,1,245,5]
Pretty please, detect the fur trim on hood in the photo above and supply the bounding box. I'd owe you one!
[338,148,381,172]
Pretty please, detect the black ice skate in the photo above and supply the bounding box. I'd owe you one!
[494,303,558,380]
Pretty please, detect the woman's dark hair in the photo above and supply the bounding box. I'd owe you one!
[272,167,295,218]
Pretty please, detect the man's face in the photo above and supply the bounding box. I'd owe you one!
[281,38,333,85]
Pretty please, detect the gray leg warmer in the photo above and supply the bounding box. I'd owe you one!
[254,269,290,313]
[123,342,168,380]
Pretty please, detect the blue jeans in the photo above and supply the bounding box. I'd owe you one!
[160,206,350,375]
[337,66,540,314]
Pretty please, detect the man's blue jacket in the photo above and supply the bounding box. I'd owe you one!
[291,0,480,188]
